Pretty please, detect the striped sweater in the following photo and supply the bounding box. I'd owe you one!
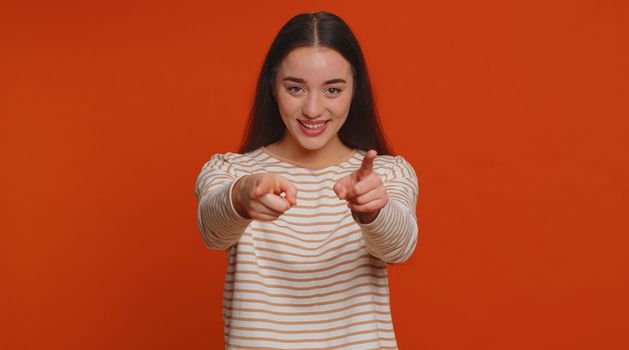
[194,146,419,350]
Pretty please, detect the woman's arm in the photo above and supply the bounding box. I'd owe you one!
[195,153,298,250]
[194,154,252,250]
[356,155,420,263]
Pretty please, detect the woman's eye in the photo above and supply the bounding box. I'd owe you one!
[326,87,342,95]
[287,86,304,94]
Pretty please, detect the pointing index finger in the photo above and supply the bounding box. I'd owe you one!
[277,177,298,206]
[357,149,377,181]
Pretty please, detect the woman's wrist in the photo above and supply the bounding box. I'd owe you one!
[352,209,380,224]
[231,175,251,219]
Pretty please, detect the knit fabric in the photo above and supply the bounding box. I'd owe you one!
[194,146,419,349]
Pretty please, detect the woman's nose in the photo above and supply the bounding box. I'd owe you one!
[301,93,324,118]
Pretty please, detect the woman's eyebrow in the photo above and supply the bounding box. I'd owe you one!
[324,78,347,84]
[282,76,347,84]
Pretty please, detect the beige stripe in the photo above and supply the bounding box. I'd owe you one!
[225,310,392,326]
[265,215,350,227]
[224,286,388,301]
[225,280,387,296]
[216,158,232,173]
[226,337,392,350]
[290,186,335,193]
[224,159,234,175]
[287,202,346,209]
[389,193,412,210]
[226,327,394,344]
[231,253,372,274]
[232,237,365,258]
[244,153,364,172]
[241,162,359,173]
[224,300,389,316]
[281,209,348,218]
[259,169,354,178]
[202,180,235,193]
[253,219,354,236]
[225,273,387,292]
[229,263,384,283]
[282,178,350,185]
[199,174,233,186]
[232,153,278,165]
[294,194,346,201]
[230,246,375,265]
[398,158,409,178]
[225,291,388,308]
[245,229,360,251]
[226,319,394,334]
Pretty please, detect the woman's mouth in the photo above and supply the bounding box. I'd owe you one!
[298,120,329,137]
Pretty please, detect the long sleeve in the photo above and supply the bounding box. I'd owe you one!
[356,155,420,263]
[194,153,251,250]
[207,147,410,348]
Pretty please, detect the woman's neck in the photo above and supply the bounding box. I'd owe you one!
[265,135,354,169]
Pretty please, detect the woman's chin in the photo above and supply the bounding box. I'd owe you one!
[298,138,328,151]
[296,141,326,152]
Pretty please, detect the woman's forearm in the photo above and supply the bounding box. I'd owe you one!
[356,197,419,264]
[197,176,252,250]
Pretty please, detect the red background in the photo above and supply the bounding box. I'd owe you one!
[2,1,628,349]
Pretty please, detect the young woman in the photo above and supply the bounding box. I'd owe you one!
[195,11,419,349]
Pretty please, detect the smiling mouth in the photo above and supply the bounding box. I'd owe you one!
[298,120,329,130]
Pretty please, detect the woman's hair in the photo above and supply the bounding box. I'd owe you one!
[237,11,393,156]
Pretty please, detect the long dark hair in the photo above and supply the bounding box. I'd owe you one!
[237,11,393,156]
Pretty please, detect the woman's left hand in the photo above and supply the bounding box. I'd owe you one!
[333,149,388,224]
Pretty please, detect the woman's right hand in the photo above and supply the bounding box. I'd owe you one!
[231,173,298,221]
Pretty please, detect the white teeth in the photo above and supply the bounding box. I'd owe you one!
[300,121,327,129]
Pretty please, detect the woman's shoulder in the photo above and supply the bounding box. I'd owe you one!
[362,151,412,169]
[366,151,417,181]
[218,148,262,162]
[201,147,266,171]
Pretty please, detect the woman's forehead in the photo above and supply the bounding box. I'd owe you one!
[277,46,353,83]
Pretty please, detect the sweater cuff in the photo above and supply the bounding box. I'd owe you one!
[355,197,394,233]
[226,174,252,223]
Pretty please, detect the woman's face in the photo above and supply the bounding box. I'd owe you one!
[273,46,354,152]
